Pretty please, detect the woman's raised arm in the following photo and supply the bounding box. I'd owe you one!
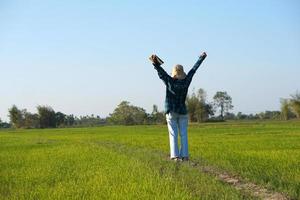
[185,52,207,84]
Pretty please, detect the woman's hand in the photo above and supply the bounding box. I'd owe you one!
[201,52,207,58]
[150,54,159,64]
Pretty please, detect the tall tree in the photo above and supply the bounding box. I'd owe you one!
[197,88,207,102]
[151,104,166,124]
[290,91,300,118]
[213,91,233,120]
[186,92,199,122]
[109,101,147,125]
[196,89,214,122]
[186,88,213,122]
[37,105,56,128]
[280,98,292,120]
[24,112,39,129]
[8,105,24,128]
[55,112,66,127]
[152,105,159,115]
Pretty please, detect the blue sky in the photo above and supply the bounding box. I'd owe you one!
[1,0,299,121]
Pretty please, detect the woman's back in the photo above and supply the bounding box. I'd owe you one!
[165,78,190,114]
[152,53,207,114]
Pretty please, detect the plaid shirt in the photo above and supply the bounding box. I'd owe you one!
[153,55,206,114]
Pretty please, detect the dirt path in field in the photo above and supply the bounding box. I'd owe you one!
[184,159,290,200]
[92,141,290,200]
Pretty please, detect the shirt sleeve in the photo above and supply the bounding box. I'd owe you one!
[153,63,172,85]
[185,55,206,85]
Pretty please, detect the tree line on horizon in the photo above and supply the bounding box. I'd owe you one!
[1,89,299,129]
[5,105,106,129]
[280,92,300,120]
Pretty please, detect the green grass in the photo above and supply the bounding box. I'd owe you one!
[0,121,299,199]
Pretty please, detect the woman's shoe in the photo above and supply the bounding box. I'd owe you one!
[181,157,189,162]
[170,157,180,162]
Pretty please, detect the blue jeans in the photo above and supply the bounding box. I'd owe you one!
[166,112,189,158]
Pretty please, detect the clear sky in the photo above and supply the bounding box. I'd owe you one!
[1,0,299,121]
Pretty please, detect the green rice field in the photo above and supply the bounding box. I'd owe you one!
[0,121,299,199]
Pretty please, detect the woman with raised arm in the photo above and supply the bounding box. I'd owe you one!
[150,52,207,161]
